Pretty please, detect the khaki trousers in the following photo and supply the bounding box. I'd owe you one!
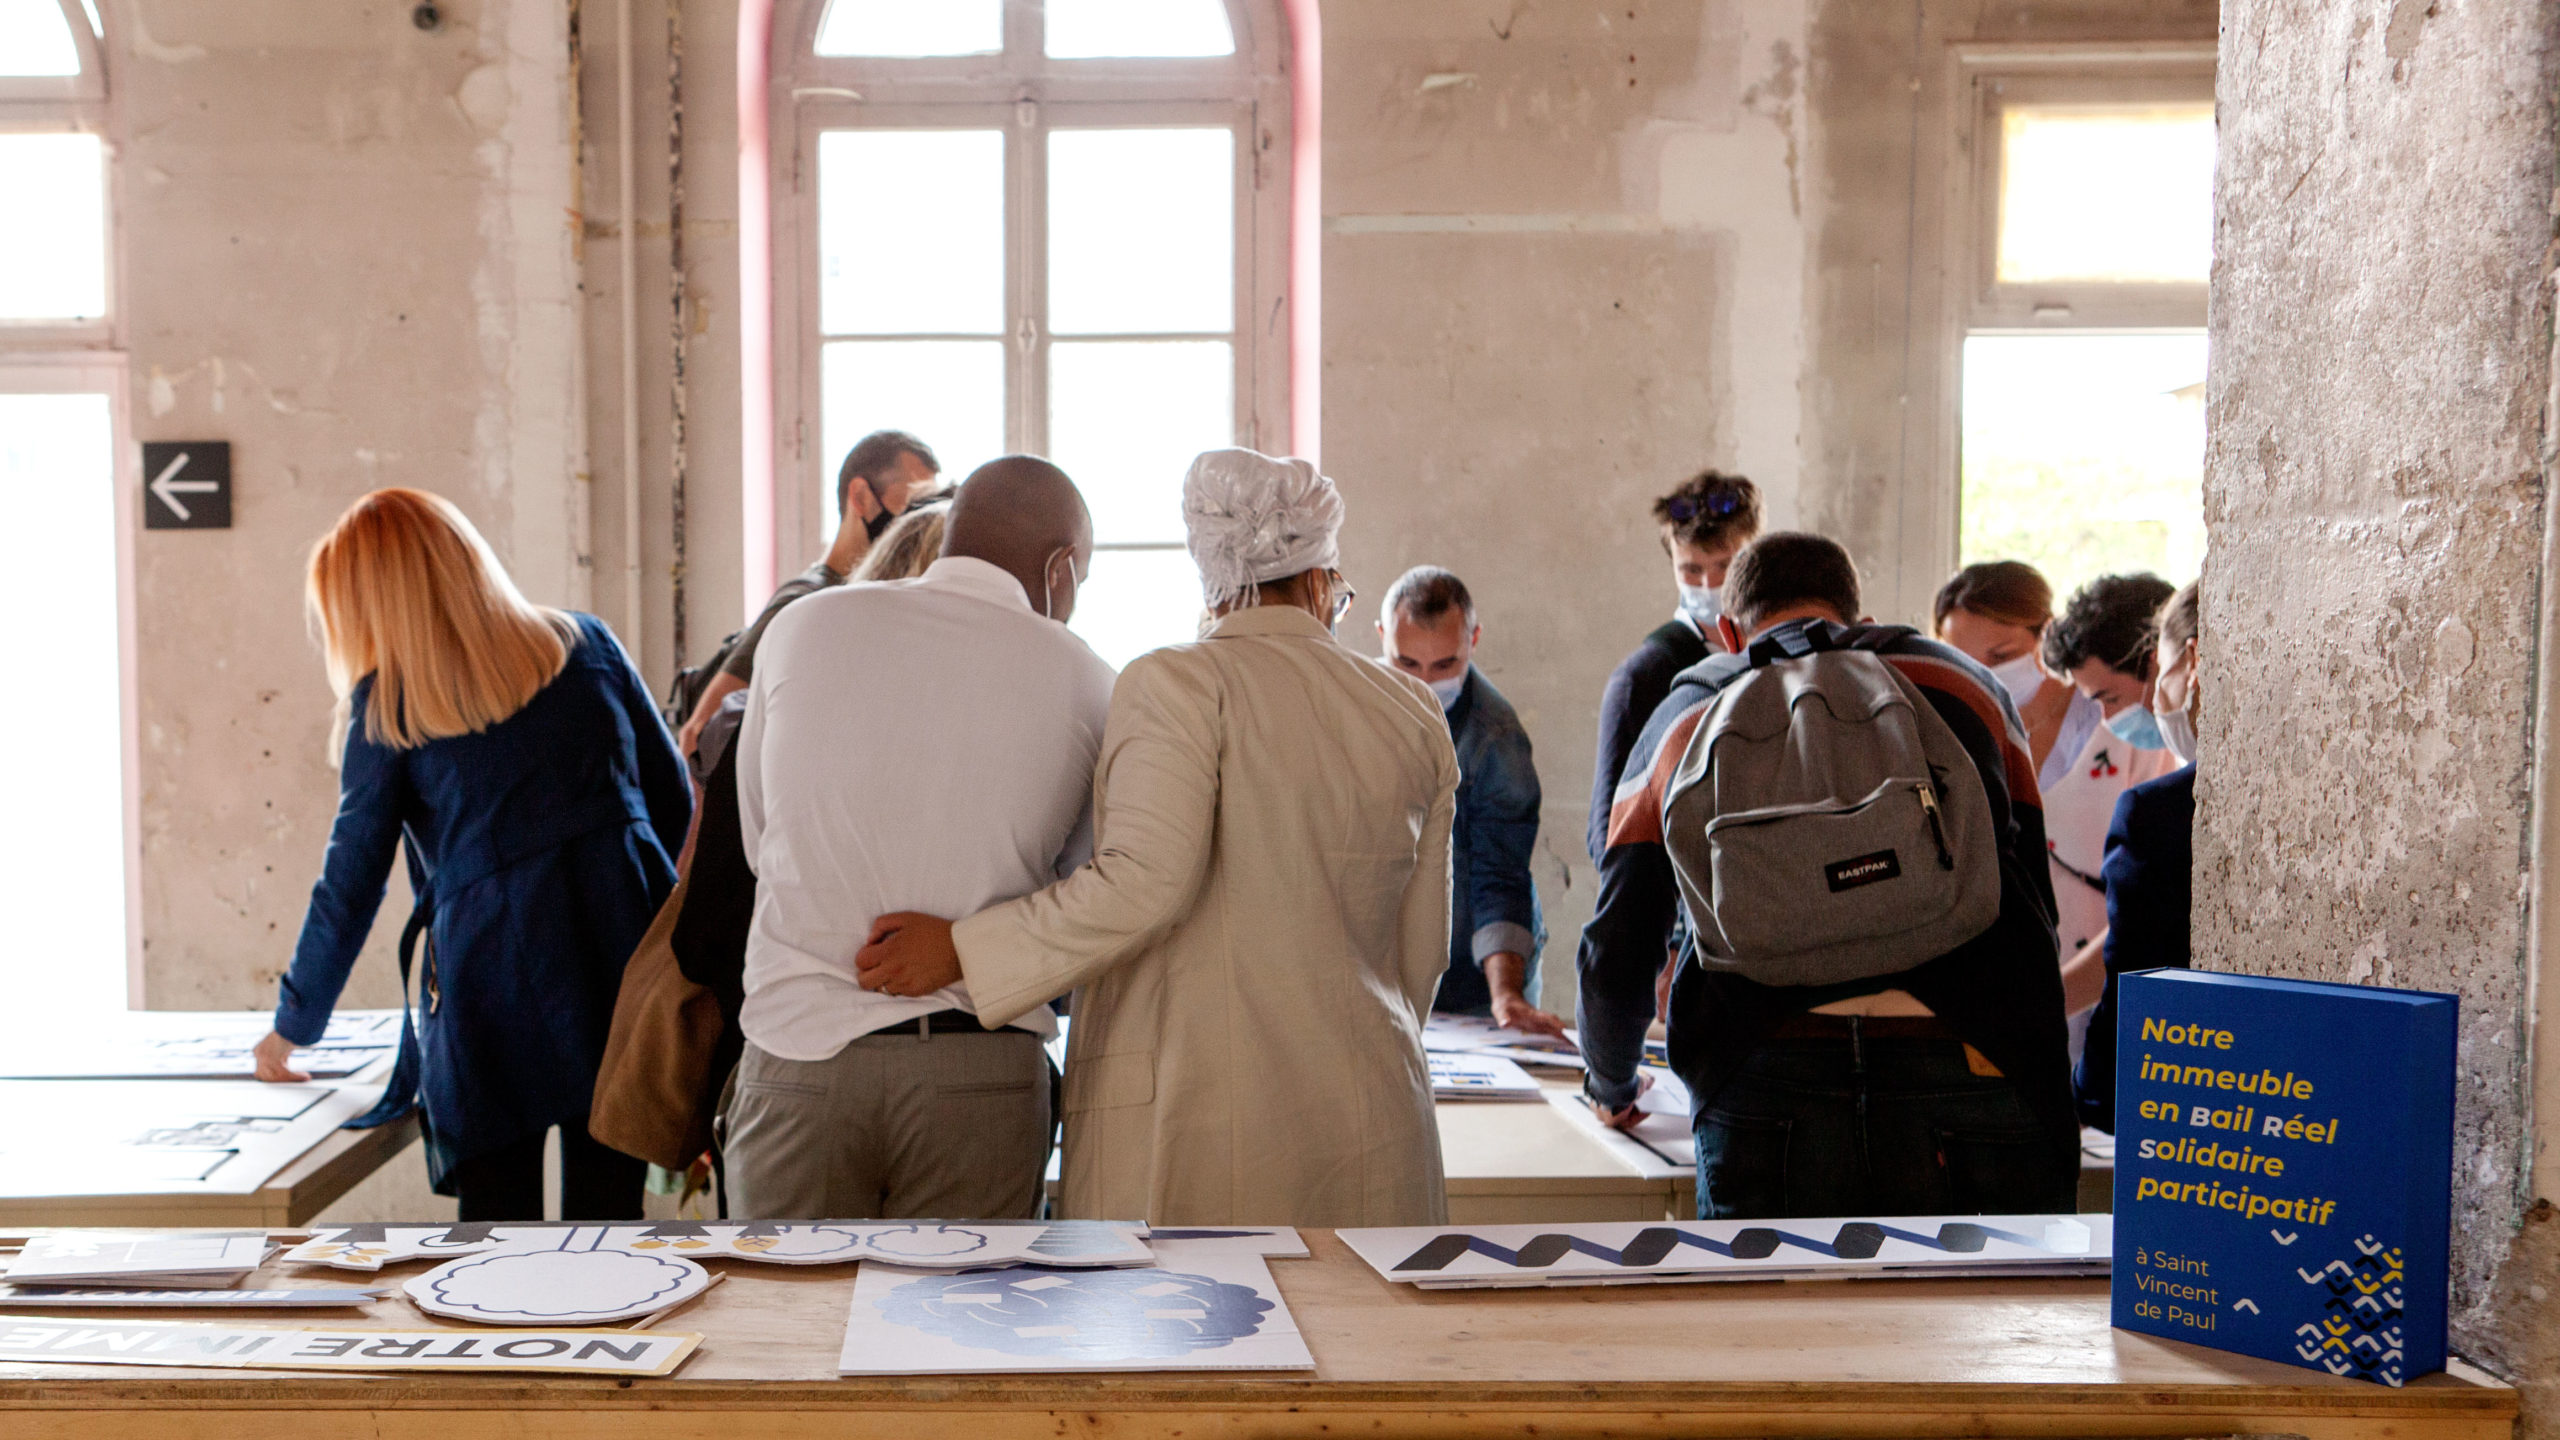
[722,1025,1051,1220]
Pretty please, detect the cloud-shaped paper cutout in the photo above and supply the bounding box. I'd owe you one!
[419,1249,701,1322]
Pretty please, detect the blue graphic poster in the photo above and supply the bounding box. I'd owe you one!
[2112,970,2456,1385]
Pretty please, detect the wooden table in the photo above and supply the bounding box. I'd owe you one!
[1436,1079,1681,1222]
[0,1229,2513,1440]
[0,1115,418,1230]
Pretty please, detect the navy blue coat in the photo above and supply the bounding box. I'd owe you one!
[2076,763,2196,1133]
[275,613,691,1190]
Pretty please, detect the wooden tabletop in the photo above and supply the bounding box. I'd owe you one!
[0,1229,2515,1440]
[0,1116,419,1230]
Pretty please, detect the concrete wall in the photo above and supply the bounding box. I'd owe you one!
[119,0,585,1012]
[2197,0,2558,1423]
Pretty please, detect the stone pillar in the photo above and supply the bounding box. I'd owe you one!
[2199,0,2559,1421]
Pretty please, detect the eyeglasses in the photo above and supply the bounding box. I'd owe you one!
[1329,572,1357,626]
[1663,488,1748,524]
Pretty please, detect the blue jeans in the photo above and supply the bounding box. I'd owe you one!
[1692,1029,2075,1219]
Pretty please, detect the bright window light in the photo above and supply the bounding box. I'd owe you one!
[0,390,125,1017]
[1046,0,1234,58]
[1049,340,1233,546]
[0,0,79,76]
[1960,332,2207,602]
[1996,104,2214,284]
[1070,548,1205,671]
[818,129,1005,336]
[820,340,1006,537]
[1048,128,1233,335]
[0,132,107,320]
[814,0,999,57]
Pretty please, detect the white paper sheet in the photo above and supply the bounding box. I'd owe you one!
[1427,1052,1543,1101]
[0,1317,698,1375]
[5,1232,272,1288]
[0,1074,386,1198]
[1421,1014,1585,1070]
[839,1240,1313,1375]
[1338,1215,2112,1289]
[0,1286,386,1309]
[1139,1227,1309,1258]
[0,1011,402,1081]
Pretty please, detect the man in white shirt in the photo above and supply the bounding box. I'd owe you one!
[726,456,1115,1219]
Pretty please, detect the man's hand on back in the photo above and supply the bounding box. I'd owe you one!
[855,912,963,996]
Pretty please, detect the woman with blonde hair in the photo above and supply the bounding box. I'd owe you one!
[252,488,690,1221]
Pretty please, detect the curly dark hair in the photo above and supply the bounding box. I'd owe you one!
[2043,573,2176,679]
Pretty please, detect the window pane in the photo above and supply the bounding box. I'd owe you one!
[1960,333,2207,604]
[819,130,1005,336]
[0,133,105,320]
[0,0,79,76]
[1049,340,1233,545]
[1046,0,1235,58]
[814,0,998,57]
[0,391,125,1017]
[821,340,1005,536]
[1070,549,1204,671]
[1049,128,1233,335]
[1997,104,2214,284]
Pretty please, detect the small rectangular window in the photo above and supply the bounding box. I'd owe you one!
[1070,548,1205,671]
[1044,0,1235,59]
[1047,128,1234,336]
[0,131,106,320]
[0,0,80,76]
[821,340,1006,532]
[818,129,1006,336]
[1959,333,2207,600]
[813,0,1000,58]
[1049,339,1235,546]
[1995,103,2214,285]
[0,388,126,1015]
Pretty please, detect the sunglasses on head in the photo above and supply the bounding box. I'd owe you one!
[1664,490,1746,524]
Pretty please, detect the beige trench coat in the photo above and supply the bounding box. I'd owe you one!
[954,604,1460,1227]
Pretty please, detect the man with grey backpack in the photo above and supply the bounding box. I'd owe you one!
[1578,532,2077,1218]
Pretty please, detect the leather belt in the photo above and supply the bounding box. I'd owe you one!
[869,1010,1000,1037]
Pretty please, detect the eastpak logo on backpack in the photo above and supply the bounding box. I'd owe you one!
[1658,624,2001,989]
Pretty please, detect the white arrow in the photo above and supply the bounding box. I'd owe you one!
[149,450,219,522]
[2234,1298,2261,1314]
[2271,1229,2299,1246]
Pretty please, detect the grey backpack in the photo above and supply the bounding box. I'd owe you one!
[1659,625,2000,988]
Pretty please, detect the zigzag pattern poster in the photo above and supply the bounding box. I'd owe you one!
[2111,970,2456,1385]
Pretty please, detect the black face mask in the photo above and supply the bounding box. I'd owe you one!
[864,503,899,542]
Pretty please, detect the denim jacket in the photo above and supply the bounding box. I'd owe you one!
[1437,667,1545,1014]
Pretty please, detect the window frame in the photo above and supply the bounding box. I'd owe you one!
[768,0,1290,573]
[1,0,113,346]
[1930,42,2216,594]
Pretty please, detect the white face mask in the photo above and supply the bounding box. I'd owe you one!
[1988,653,2045,706]
[2158,697,2197,765]
[1428,674,1467,709]
[1677,582,1721,628]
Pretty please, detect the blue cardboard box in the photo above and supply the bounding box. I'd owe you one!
[2111,970,2456,1385]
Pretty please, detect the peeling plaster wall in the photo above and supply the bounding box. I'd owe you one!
[2199,0,2560,1419]
[1324,0,1812,1000]
[121,0,586,1012]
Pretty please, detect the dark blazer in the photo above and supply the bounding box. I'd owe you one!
[275,613,691,1190]
[2077,764,2197,1133]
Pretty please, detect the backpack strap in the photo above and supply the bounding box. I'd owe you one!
[1744,620,1924,669]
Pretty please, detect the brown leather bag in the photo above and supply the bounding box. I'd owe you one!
[590,875,732,1172]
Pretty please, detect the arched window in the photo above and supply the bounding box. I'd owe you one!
[770,0,1292,666]
[1,0,132,1016]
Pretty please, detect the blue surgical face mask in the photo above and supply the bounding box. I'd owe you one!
[1678,582,1721,628]
[1429,674,1467,709]
[2104,703,2169,752]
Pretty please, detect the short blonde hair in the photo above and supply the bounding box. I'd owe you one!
[307,488,577,750]
[852,501,949,583]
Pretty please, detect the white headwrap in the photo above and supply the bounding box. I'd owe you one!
[1182,448,1344,609]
